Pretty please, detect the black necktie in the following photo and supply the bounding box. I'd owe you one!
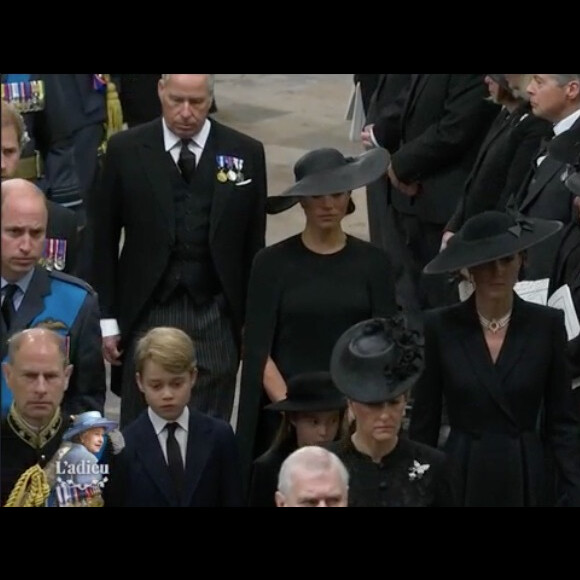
[1,284,18,330]
[178,139,196,183]
[165,422,185,497]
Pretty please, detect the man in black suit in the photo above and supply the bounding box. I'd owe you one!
[361,74,412,252]
[510,74,580,280]
[2,97,78,274]
[88,74,267,427]
[547,128,580,409]
[1,178,105,418]
[370,74,499,312]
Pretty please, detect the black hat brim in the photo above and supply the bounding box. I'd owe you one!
[265,397,346,413]
[424,218,563,274]
[265,148,389,215]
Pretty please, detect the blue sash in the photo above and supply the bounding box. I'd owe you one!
[1,278,87,416]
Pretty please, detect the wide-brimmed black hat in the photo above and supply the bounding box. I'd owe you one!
[330,317,423,405]
[424,211,563,274]
[547,127,580,166]
[265,371,346,413]
[266,147,390,215]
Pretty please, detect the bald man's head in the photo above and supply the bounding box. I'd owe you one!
[1,178,47,281]
[3,328,72,428]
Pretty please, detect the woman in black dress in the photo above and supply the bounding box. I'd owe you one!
[411,211,580,506]
[236,147,397,487]
[248,371,346,507]
[327,316,459,507]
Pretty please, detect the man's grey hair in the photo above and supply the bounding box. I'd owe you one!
[277,446,349,496]
[161,74,215,97]
[7,328,68,366]
[549,74,580,87]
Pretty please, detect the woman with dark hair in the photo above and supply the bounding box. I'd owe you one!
[248,372,347,507]
[236,147,398,488]
[411,210,580,506]
[443,74,553,249]
[327,316,459,507]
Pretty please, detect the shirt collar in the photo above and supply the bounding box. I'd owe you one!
[148,405,190,435]
[162,117,211,152]
[553,108,580,137]
[2,267,35,296]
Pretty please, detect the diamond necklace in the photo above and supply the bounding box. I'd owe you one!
[477,310,512,333]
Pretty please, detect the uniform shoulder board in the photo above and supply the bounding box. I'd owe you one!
[48,271,96,295]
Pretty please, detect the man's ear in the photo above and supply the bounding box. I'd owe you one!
[274,491,286,507]
[2,363,13,390]
[63,364,73,392]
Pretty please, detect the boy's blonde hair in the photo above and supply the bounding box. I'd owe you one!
[135,327,197,375]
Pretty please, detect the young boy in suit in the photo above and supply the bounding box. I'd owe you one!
[104,326,244,507]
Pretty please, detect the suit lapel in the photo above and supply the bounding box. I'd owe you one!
[181,412,212,506]
[465,111,510,190]
[494,295,532,382]
[12,267,51,331]
[402,74,429,125]
[456,297,518,426]
[133,414,176,505]
[519,155,564,212]
[208,121,237,243]
[139,119,178,243]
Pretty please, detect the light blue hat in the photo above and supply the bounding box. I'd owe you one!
[63,411,118,441]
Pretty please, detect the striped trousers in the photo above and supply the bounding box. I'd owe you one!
[119,290,239,428]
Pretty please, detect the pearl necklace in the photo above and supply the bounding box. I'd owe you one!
[478,310,512,333]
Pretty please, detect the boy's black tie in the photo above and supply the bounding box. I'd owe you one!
[165,422,185,497]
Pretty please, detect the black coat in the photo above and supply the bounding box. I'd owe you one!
[375,74,499,225]
[549,222,580,383]
[409,294,580,506]
[248,437,297,507]
[116,74,162,128]
[353,74,380,115]
[447,103,553,232]
[510,120,580,279]
[326,436,459,507]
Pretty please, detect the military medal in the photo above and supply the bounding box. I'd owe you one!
[54,239,67,271]
[234,157,245,182]
[226,157,237,182]
[45,239,55,271]
[216,155,227,182]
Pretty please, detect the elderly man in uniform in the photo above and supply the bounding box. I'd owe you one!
[1,328,72,506]
[1,178,105,417]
